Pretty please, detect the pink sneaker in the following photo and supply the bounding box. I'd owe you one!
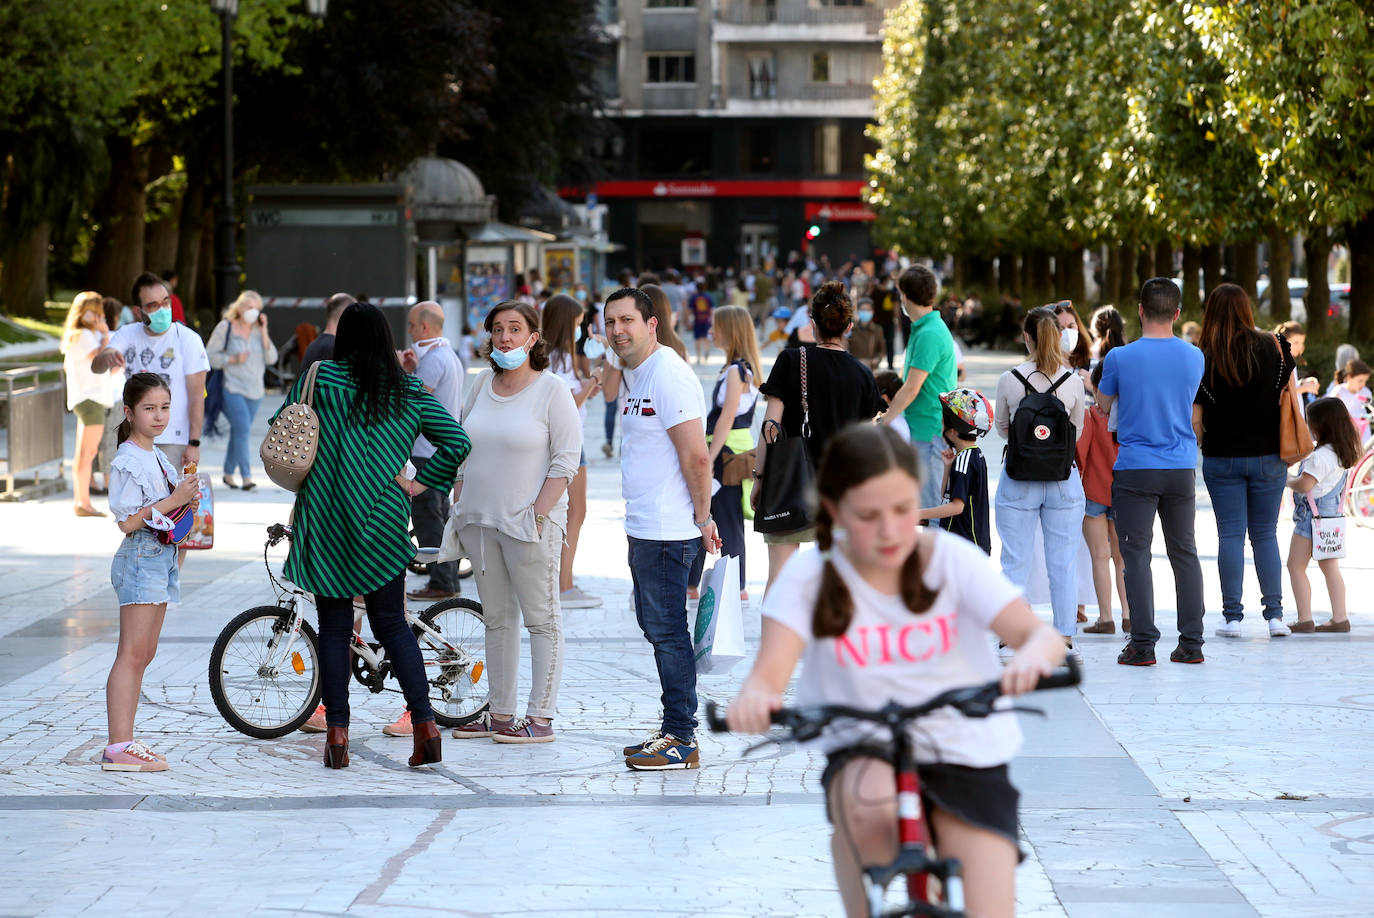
[101,741,168,772]
[451,711,512,739]
[382,710,413,737]
[300,704,327,734]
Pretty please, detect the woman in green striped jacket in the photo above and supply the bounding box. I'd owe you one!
[272,302,471,769]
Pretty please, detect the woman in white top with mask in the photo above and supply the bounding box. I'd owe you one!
[443,301,581,744]
[206,290,278,490]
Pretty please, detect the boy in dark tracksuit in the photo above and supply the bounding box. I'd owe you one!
[919,388,994,554]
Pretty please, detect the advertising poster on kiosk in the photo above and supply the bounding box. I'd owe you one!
[465,246,510,331]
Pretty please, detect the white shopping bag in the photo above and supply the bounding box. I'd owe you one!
[1309,495,1347,560]
[693,555,746,675]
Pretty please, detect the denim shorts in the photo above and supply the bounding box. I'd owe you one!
[1084,498,1114,521]
[579,447,587,469]
[1292,478,1345,540]
[111,530,180,606]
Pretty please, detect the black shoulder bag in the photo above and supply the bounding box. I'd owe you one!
[754,347,817,534]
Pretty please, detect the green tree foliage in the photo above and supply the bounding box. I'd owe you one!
[868,0,1373,336]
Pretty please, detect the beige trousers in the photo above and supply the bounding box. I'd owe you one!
[458,522,565,719]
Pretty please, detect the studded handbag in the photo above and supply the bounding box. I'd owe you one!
[260,361,322,492]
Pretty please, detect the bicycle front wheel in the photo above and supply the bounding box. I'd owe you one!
[1347,452,1374,529]
[415,597,489,727]
[209,606,321,739]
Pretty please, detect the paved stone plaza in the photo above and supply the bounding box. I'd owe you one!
[1,350,1370,917]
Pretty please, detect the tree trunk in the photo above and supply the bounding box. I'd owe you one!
[1135,244,1154,298]
[88,136,151,299]
[1154,239,1174,281]
[1346,213,1374,342]
[1104,245,1122,308]
[174,167,207,319]
[1067,246,1086,306]
[1019,249,1034,299]
[1116,242,1136,305]
[997,252,1018,293]
[951,254,966,293]
[1029,250,1052,303]
[0,221,52,319]
[1201,243,1223,303]
[1234,240,1260,307]
[1267,227,1293,321]
[193,215,216,330]
[965,254,994,294]
[1301,229,1333,335]
[1181,244,1202,314]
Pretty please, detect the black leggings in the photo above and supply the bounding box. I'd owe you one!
[316,573,435,728]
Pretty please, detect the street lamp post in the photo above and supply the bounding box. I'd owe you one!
[209,0,329,313]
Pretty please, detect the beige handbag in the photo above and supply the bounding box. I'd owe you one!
[260,362,322,492]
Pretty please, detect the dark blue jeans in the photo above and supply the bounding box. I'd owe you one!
[603,397,618,447]
[628,536,700,741]
[316,572,435,728]
[1201,454,1287,622]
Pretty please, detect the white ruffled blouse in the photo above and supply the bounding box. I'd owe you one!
[108,441,177,531]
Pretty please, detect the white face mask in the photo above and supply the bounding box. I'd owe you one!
[1060,327,1080,352]
[242,308,261,324]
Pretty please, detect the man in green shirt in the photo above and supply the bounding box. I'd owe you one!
[880,264,958,509]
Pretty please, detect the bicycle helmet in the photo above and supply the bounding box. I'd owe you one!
[940,387,994,438]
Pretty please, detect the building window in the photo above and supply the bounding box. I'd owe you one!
[646,53,696,84]
[639,127,712,175]
[813,123,840,174]
[647,0,695,6]
[810,52,831,84]
[740,126,776,174]
[809,0,869,7]
[748,54,776,99]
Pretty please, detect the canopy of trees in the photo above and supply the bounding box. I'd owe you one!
[0,0,605,322]
[868,0,1374,340]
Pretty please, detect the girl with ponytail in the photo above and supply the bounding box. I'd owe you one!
[726,423,1064,918]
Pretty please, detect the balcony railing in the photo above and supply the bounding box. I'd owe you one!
[718,0,888,26]
[727,80,875,101]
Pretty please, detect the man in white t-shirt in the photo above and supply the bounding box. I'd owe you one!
[93,272,210,566]
[605,286,721,771]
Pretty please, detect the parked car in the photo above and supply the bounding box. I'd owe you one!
[1256,278,1350,323]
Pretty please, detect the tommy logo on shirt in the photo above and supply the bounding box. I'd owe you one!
[623,397,656,417]
[833,616,958,668]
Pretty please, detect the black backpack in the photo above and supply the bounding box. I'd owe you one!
[1004,369,1074,481]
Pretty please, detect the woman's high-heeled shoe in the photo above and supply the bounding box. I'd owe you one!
[324,725,349,768]
[409,719,442,767]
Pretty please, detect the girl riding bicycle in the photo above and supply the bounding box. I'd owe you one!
[727,424,1065,918]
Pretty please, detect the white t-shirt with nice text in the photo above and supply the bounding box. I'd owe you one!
[619,345,706,541]
[763,531,1024,765]
[1298,443,1347,500]
[108,323,210,445]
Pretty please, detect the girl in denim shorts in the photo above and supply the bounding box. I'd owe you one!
[102,373,201,772]
[1285,397,1361,634]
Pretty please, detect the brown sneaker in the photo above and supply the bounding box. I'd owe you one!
[1288,620,1316,634]
[451,711,512,739]
[1083,620,1116,634]
[1315,619,1351,633]
[492,717,555,744]
[407,587,459,602]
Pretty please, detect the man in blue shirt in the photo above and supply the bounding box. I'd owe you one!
[1097,278,1207,666]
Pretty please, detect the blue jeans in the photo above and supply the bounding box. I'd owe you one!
[316,573,434,729]
[222,391,261,479]
[1202,454,1287,622]
[916,435,948,510]
[603,397,618,447]
[627,536,700,740]
[995,470,1086,636]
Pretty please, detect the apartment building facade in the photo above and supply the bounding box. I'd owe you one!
[574,0,894,275]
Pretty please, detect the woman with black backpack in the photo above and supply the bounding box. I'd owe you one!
[993,306,1088,660]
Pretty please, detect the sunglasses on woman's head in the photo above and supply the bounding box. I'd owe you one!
[1053,301,1075,314]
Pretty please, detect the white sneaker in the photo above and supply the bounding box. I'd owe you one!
[559,587,603,609]
[997,642,1015,662]
[1065,643,1083,662]
[1268,619,1292,637]
[1216,620,1243,638]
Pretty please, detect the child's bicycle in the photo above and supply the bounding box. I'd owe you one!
[706,658,1082,918]
[1343,425,1374,529]
[208,523,489,738]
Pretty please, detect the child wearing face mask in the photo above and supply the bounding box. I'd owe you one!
[846,297,885,371]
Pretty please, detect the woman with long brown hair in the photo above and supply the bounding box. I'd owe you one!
[993,307,1088,659]
[61,291,114,517]
[1192,283,1295,639]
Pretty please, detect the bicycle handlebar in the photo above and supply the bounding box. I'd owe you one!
[705,656,1081,736]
